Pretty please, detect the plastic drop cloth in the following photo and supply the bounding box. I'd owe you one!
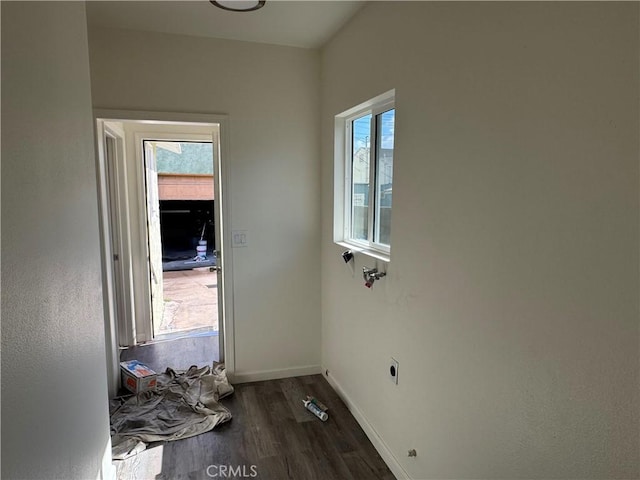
[110,363,234,460]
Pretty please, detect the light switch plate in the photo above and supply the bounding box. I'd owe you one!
[232,230,248,248]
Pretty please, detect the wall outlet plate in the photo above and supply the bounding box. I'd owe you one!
[231,230,248,248]
[389,357,399,385]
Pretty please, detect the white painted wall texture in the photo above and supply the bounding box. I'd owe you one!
[1,2,112,479]
[87,28,322,378]
[320,2,639,478]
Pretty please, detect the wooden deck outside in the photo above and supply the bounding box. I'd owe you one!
[155,267,218,336]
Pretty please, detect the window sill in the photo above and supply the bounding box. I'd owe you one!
[335,241,390,263]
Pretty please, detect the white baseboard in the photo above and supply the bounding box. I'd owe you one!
[323,369,411,480]
[231,364,322,384]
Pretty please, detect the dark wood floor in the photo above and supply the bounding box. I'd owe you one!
[119,332,220,374]
[115,374,395,480]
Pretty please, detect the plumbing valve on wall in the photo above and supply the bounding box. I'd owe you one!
[340,250,387,288]
[363,267,386,288]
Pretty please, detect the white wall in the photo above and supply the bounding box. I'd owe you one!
[321,2,639,479]
[88,27,322,380]
[1,3,113,479]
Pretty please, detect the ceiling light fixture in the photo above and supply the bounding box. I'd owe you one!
[210,0,266,12]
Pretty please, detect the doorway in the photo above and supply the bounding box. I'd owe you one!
[95,111,234,397]
[142,140,219,338]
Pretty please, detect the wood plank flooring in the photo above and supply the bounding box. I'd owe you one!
[119,333,219,374]
[115,374,395,480]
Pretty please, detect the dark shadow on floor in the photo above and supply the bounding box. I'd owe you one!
[119,332,220,374]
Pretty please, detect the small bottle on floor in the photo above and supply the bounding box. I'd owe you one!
[303,399,328,421]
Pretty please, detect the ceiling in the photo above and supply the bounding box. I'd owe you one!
[86,1,365,49]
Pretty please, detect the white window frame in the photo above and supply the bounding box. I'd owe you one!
[334,89,395,262]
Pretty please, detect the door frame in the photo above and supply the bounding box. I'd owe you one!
[134,131,219,341]
[94,109,235,395]
[94,120,123,398]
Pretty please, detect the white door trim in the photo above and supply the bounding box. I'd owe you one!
[132,130,218,342]
[94,109,235,391]
[103,123,136,348]
[94,119,121,398]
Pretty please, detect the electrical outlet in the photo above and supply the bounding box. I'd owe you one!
[389,357,399,385]
[232,230,248,248]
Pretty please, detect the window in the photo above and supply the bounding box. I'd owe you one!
[335,90,395,259]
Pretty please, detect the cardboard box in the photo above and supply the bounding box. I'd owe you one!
[120,360,157,394]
